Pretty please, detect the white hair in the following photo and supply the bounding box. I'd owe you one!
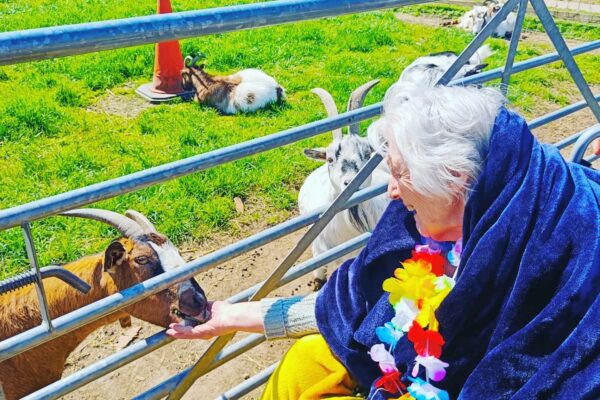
[368,82,505,201]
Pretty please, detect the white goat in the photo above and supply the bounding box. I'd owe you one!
[398,44,495,87]
[456,0,516,39]
[299,80,391,288]
[181,55,285,114]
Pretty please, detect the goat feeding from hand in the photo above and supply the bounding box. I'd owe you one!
[0,209,209,400]
[181,55,285,114]
[299,80,391,289]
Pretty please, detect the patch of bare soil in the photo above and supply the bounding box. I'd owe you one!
[87,85,152,119]
[61,207,318,399]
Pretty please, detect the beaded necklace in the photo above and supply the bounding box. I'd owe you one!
[368,239,462,400]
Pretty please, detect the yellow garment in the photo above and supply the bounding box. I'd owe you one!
[261,334,361,400]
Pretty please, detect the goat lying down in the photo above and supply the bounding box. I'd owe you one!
[181,55,285,114]
[0,209,209,400]
[300,80,391,288]
[299,45,494,288]
[456,0,516,39]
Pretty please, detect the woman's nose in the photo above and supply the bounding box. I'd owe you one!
[387,178,402,200]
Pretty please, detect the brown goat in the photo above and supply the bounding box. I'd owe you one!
[0,209,209,400]
[181,56,284,114]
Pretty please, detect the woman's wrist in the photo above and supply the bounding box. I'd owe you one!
[225,301,265,334]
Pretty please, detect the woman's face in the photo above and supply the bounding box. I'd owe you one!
[386,135,465,242]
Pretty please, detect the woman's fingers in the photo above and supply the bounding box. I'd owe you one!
[167,322,218,339]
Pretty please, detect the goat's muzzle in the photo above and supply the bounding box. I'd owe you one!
[175,279,210,326]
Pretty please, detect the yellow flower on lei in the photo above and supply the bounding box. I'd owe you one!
[391,393,416,400]
[383,259,437,304]
[415,276,453,331]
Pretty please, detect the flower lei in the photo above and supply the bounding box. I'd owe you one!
[368,239,462,400]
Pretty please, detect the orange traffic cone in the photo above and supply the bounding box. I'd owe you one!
[136,0,194,102]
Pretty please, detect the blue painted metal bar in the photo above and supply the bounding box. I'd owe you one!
[437,0,519,86]
[24,232,371,400]
[0,183,385,362]
[570,125,600,163]
[529,0,600,124]
[215,363,278,400]
[501,0,528,94]
[166,154,384,399]
[0,0,430,66]
[529,94,600,130]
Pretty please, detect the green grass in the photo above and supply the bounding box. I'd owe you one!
[0,1,599,279]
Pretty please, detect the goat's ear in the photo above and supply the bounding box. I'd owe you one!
[104,240,127,273]
[303,148,327,161]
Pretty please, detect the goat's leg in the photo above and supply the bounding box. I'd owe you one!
[312,266,328,291]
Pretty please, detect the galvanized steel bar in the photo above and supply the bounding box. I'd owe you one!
[215,363,278,400]
[437,0,519,86]
[21,223,54,331]
[0,183,384,362]
[24,231,373,400]
[529,0,600,124]
[570,125,600,163]
[0,0,431,66]
[166,154,383,399]
[529,94,600,130]
[501,0,528,94]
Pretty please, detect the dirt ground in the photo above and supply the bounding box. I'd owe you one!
[52,15,600,400]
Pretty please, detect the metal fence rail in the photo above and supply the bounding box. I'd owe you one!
[1,0,599,398]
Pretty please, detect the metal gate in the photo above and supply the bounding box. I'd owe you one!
[0,0,598,399]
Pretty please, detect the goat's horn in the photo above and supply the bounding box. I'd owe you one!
[125,209,158,234]
[347,79,380,135]
[60,209,144,238]
[311,88,343,141]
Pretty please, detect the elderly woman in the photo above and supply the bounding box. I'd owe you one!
[168,84,600,399]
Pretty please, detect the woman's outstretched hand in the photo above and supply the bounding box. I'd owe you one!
[167,301,264,340]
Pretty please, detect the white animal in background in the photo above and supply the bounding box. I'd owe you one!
[456,0,516,39]
[398,44,495,87]
[181,55,285,114]
[299,80,391,289]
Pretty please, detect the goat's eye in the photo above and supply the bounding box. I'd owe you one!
[327,157,334,164]
[135,256,150,265]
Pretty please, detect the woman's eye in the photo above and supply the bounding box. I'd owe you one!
[135,256,150,265]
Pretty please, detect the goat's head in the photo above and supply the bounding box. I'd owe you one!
[304,80,380,192]
[181,54,210,92]
[61,208,210,327]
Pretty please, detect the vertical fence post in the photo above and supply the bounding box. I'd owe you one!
[501,0,528,95]
[529,0,600,123]
[21,222,54,332]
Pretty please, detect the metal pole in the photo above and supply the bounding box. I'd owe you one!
[529,94,600,130]
[570,125,600,163]
[0,0,431,66]
[529,0,600,124]
[21,223,54,332]
[501,0,528,95]
[437,0,520,86]
[166,154,383,399]
[214,363,278,400]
